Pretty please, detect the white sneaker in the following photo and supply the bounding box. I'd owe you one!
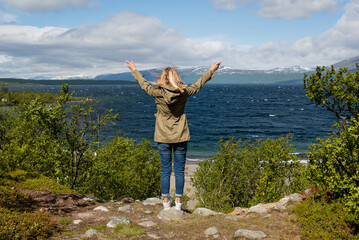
[163,196,172,210]
[175,201,182,211]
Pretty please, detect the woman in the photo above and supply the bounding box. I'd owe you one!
[126,60,221,210]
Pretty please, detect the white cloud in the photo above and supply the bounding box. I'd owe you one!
[0,2,359,78]
[212,0,338,19]
[0,12,225,78]
[257,0,337,19]
[0,0,94,12]
[212,0,242,10]
[231,0,359,69]
[0,10,17,24]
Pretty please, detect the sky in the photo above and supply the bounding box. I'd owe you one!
[0,0,358,79]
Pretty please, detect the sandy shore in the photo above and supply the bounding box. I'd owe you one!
[169,163,199,210]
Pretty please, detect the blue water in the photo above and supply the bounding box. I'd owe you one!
[8,84,336,160]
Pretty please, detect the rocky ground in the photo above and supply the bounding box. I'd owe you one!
[29,190,304,239]
[18,164,306,239]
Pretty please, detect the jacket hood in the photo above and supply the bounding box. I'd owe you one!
[161,86,182,105]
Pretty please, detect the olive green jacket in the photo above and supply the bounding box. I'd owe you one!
[131,69,215,143]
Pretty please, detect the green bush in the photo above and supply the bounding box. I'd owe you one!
[0,186,32,211]
[308,117,359,214]
[0,85,117,190]
[191,135,308,212]
[293,198,358,239]
[0,208,55,240]
[85,135,161,200]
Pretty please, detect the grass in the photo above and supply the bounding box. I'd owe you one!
[58,216,73,226]
[2,169,75,193]
[0,87,84,106]
[113,224,145,238]
[85,224,107,232]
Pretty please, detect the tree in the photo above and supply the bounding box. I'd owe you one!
[304,65,359,214]
[303,64,359,121]
[0,84,118,189]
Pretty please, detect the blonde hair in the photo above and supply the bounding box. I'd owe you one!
[154,67,187,93]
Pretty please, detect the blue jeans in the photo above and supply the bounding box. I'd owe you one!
[158,142,187,197]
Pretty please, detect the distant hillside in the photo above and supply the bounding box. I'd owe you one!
[94,67,310,84]
[333,55,359,70]
[3,56,357,85]
[0,78,136,86]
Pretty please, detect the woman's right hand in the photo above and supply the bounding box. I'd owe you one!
[210,61,222,72]
[126,60,136,71]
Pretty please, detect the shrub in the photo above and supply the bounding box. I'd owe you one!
[191,135,308,212]
[0,186,32,211]
[308,117,359,214]
[293,198,358,239]
[85,135,161,200]
[0,208,55,240]
[0,85,117,190]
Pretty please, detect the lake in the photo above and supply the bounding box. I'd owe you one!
[8,84,336,161]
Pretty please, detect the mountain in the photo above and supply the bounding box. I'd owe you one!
[94,65,314,84]
[30,56,358,84]
[333,55,359,70]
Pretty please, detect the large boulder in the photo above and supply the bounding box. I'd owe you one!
[106,216,131,228]
[234,229,267,239]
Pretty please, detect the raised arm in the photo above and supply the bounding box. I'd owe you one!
[126,60,161,97]
[185,61,221,96]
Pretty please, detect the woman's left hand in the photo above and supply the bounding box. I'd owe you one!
[126,60,136,71]
[210,61,222,72]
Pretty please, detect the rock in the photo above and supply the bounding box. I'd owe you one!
[73,219,82,224]
[193,207,221,216]
[234,229,267,239]
[147,233,161,239]
[141,216,152,221]
[120,197,134,203]
[278,197,290,205]
[204,226,220,238]
[144,210,152,214]
[274,203,286,210]
[157,207,184,220]
[247,205,268,214]
[93,206,109,212]
[85,228,98,237]
[83,196,100,202]
[118,205,134,212]
[258,203,276,209]
[106,216,132,228]
[138,220,157,227]
[143,197,163,205]
[228,207,247,215]
[261,214,272,219]
[289,193,303,202]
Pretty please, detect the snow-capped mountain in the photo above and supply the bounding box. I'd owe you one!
[93,65,314,82]
[30,55,358,82]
